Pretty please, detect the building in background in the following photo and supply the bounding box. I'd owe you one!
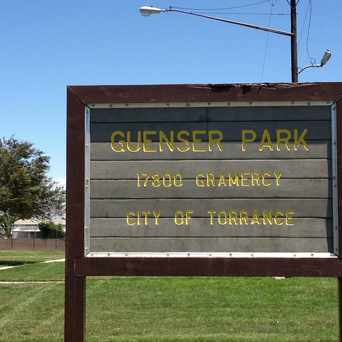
[12,217,65,239]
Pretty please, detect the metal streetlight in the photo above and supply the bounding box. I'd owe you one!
[140,6,292,36]
[139,5,332,82]
[298,49,332,74]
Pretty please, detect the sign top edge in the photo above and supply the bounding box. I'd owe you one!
[67,82,342,105]
[88,101,333,109]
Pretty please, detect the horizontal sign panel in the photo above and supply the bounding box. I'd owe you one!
[91,121,331,142]
[91,199,332,218]
[91,106,331,123]
[90,237,333,253]
[91,179,331,199]
[91,142,330,160]
[91,159,330,179]
[86,104,336,256]
[90,218,332,238]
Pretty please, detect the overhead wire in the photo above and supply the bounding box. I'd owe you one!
[286,1,301,8]
[171,0,289,17]
[182,11,289,16]
[172,0,271,12]
[305,0,314,64]
[173,0,291,81]
[260,0,274,81]
[297,0,309,66]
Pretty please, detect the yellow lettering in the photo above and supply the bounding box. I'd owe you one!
[126,131,141,152]
[153,210,161,225]
[159,130,175,152]
[208,210,216,225]
[208,130,224,152]
[174,210,184,225]
[206,172,216,187]
[261,173,272,187]
[259,129,274,151]
[176,131,190,152]
[192,130,207,152]
[218,211,227,225]
[196,173,206,187]
[228,174,240,187]
[218,175,226,187]
[274,170,282,186]
[274,210,285,225]
[141,211,149,225]
[240,173,250,187]
[241,129,257,152]
[251,172,260,186]
[294,128,310,151]
[126,212,136,226]
[250,210,260,225]
[262,210,274,225]
[228,211,238,225]
[111,131,126,152]
[143,131,157,152]
[174,210,193,225]
[276,129,292,151]
[285,210,295,225]
[239,210,249,225]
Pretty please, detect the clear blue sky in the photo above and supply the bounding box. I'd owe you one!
[1,0,341,184]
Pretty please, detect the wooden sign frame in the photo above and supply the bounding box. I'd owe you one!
[65,83,342,342]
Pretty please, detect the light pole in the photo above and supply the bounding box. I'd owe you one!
[139,5,331,82]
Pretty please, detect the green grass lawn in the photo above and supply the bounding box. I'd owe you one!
[0,261,64,281]
[0,250,64,266]
[0,255,339,342]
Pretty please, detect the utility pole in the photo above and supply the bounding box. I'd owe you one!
[141,1,331,83]
[290,0,298,82]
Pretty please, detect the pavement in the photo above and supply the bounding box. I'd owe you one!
[0,266,18,271]
[42,258,65,263]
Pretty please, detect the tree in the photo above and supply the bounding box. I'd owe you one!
[0,137,65,239]
[38,221,65,239]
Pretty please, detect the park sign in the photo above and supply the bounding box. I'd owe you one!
[88,101,335,256]
[65,83,342,342]
[86,86,338,257]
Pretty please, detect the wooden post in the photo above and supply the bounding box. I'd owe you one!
[65,87,86,342]
[65,263,85,342]
[338,276,342,342]
[337,98,342,342]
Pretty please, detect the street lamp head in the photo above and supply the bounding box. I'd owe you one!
[320,49,332,67]
[139,6,165,16]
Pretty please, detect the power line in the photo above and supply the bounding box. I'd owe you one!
[172,0,271,12]
[305,0,314,63]
[297,0,309,63]
[185,11,289,16]
[260,0,274,81]
[286,1,301,7]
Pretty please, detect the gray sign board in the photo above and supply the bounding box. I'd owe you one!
[85,103,338,257]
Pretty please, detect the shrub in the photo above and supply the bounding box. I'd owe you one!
[38,222,65,239]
